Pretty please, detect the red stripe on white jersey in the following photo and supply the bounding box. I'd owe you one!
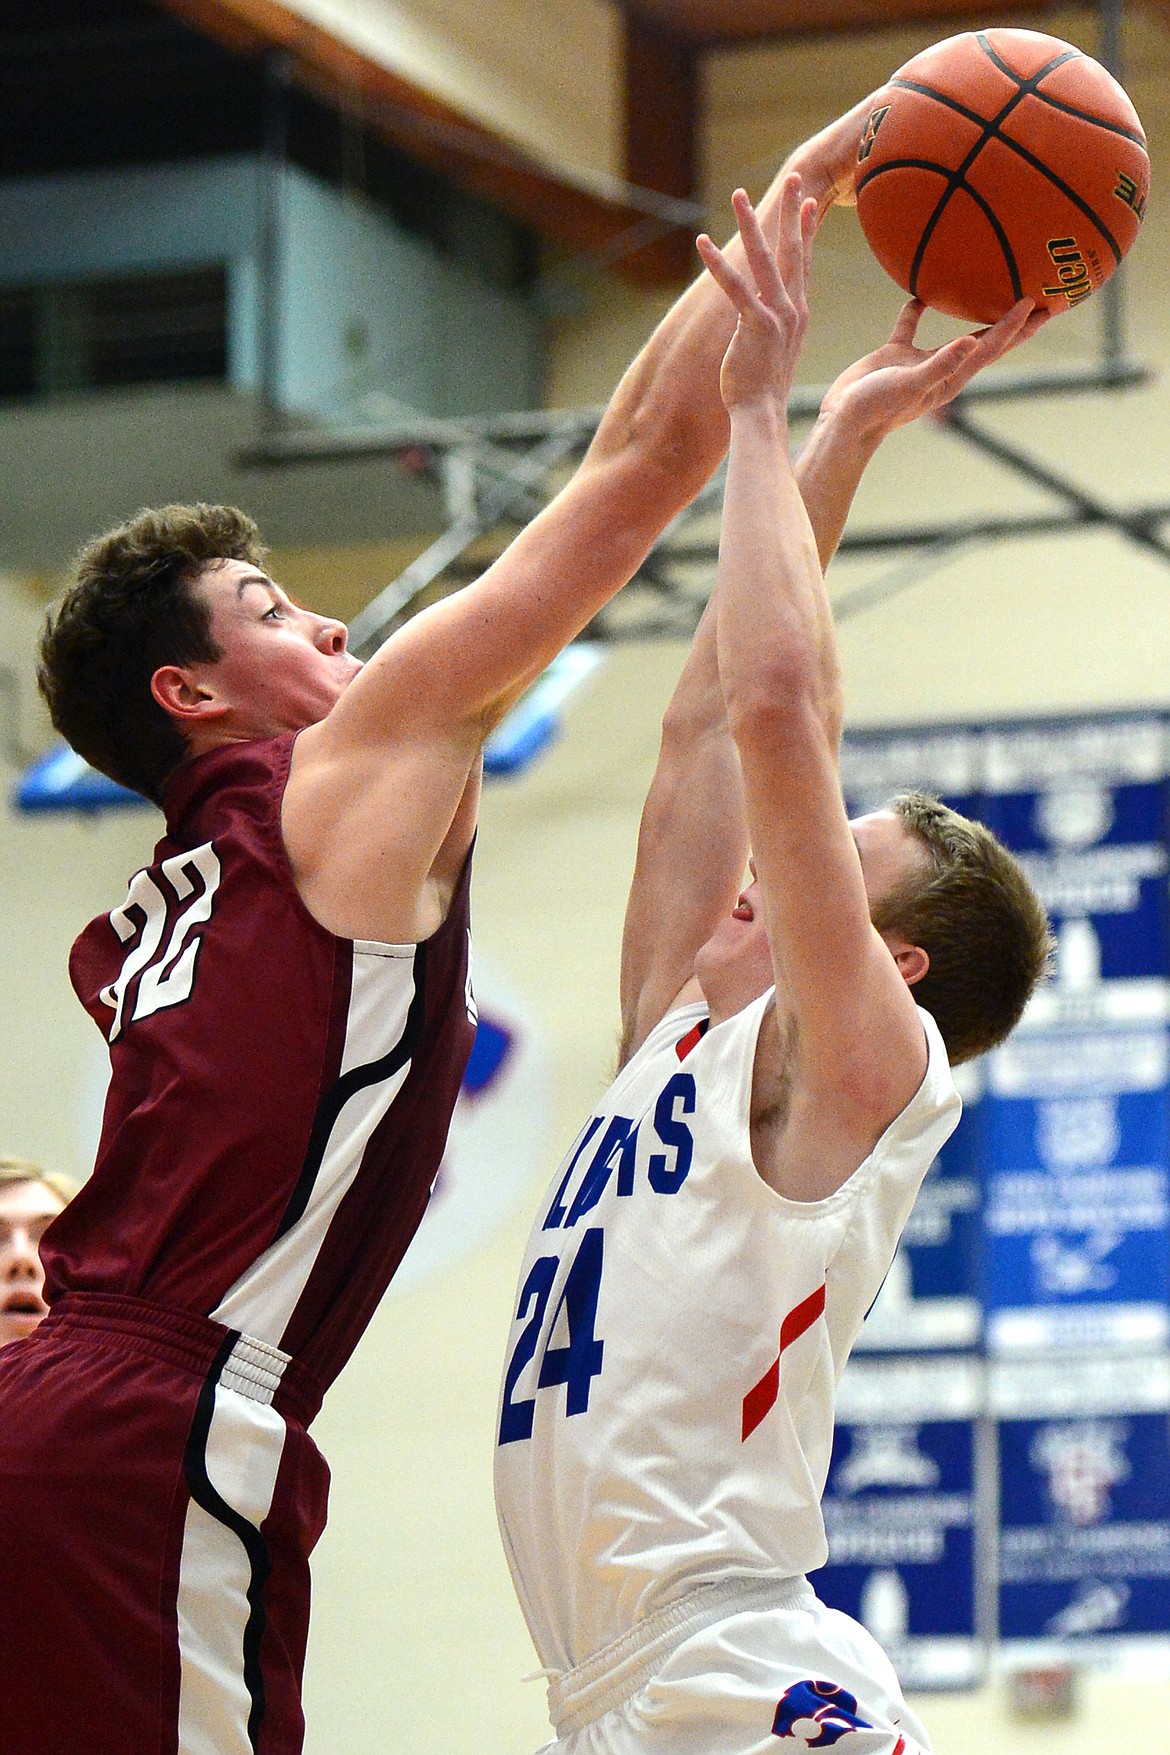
[741,1282,827,1441]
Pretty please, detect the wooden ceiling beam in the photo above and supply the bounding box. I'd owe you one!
[152,0,690,284]
[623,10,699,281]
[619,0,1073,48]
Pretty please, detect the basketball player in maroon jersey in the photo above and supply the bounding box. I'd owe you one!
[0,95,910,1755]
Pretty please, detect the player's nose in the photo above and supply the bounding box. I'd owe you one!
[3,1232,39,1277]
[315,616,349,655]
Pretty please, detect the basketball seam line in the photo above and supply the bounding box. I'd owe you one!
[975,33,1080,92]
[904,75,1035,298]
[894,39,1100,295]
[1025,89,1146,147]
[864,77,1128,286]
[887,72,1145,149]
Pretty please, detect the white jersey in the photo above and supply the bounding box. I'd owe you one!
[494,989,960,1676]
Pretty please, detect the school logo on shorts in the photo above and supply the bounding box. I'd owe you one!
[771,1679,875,1745]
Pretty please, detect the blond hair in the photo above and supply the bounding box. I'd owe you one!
[0,1156,77,1207]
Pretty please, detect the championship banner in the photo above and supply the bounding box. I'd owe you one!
[839,725,981,818]
[992,1353,1170,1669]
[982,1019,1170,1353]
[817,1357,986,1690]
[841,728,987,1356]
[981,715,1170,993]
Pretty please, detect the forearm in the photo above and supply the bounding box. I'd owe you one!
[586,99,873,504]
[795,407,884,572]
[618,594,748,1044]
[717,404,841,741]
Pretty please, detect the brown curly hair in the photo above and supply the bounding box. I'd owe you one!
[38,503,265,804]
[871,790,1053,1064]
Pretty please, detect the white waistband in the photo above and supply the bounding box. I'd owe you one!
[547,1575,814,1738]
[219,1331,292,1406]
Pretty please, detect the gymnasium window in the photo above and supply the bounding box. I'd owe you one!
[0,266,227,401]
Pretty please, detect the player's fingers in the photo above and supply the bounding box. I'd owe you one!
[734,188,789,310]
[697,231,762,319]
[890,298,926,347]
[916,334,982,400]
[969,296,1035,360]
[776,176,809,293]
[800,196,818,284]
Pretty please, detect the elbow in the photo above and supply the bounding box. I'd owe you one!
[722,653,822,751]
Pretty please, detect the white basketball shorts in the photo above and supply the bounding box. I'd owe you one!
[536,1577,931,1755]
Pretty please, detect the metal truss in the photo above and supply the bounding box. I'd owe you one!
[238,0,1160,651]
[240,336,1162,652]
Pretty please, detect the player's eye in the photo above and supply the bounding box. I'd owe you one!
[262,603,285,621]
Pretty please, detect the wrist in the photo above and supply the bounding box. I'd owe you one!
[809,401,887,458]
[727,396,789,439]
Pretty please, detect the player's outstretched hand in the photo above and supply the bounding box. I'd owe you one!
[696,178,816,416]
[818,296,1049,442]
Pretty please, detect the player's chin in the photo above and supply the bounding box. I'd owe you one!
[0,1310,45,1346]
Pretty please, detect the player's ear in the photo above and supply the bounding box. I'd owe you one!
[886,939,929,989]
[151,664,226,728]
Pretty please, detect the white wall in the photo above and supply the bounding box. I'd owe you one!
[0,154,540,428]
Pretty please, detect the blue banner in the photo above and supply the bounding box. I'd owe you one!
[983,1023,1170,1352]
[817,1358,985,1689]
[857,1064,983,1354]
[993,1355,1170,1665]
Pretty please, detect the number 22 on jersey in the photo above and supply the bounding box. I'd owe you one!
[498,1226,605,1444]
[99,842,222,1041]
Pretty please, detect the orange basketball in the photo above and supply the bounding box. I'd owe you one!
[855,29,1149,324]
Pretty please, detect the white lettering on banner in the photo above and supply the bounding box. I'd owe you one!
[1000,1522,1170,1582]
[991,1354,1170,1418]
[837,1357,984,1423]
[840,731,978,798]
[985,1169,1169,1235]
[825,1494,973,1567]
[989,1304,1170,1354]
[901,1174,979,1248]
[1017,843,1169,914]
[991,1028,1170,1096]
[985,719,1167,790]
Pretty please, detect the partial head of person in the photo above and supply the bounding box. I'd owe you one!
[38,503,357,806]
[0,1159,73,1348]
[868,790,1052,1064]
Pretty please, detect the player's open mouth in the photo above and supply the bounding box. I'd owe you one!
[732,897,754,921]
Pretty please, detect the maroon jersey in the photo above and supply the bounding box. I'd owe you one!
[47,735,476,1392]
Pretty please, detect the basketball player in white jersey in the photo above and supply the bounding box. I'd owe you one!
[495,183,1051,1754]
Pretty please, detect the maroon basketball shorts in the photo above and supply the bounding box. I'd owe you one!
[0,1293,328,1755]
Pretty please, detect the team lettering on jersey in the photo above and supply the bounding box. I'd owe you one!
[498,1069,697,1447]
[99,842,221,1041]
[541,1070,697,1230]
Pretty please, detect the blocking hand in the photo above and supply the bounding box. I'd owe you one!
[696,177,817,417]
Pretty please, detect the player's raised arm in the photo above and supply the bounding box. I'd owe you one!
[704,188,931,1170]
[617,229,1042,1059]
[281,103,887,944]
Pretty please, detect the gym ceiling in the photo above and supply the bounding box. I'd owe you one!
[2,0,1157,285]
